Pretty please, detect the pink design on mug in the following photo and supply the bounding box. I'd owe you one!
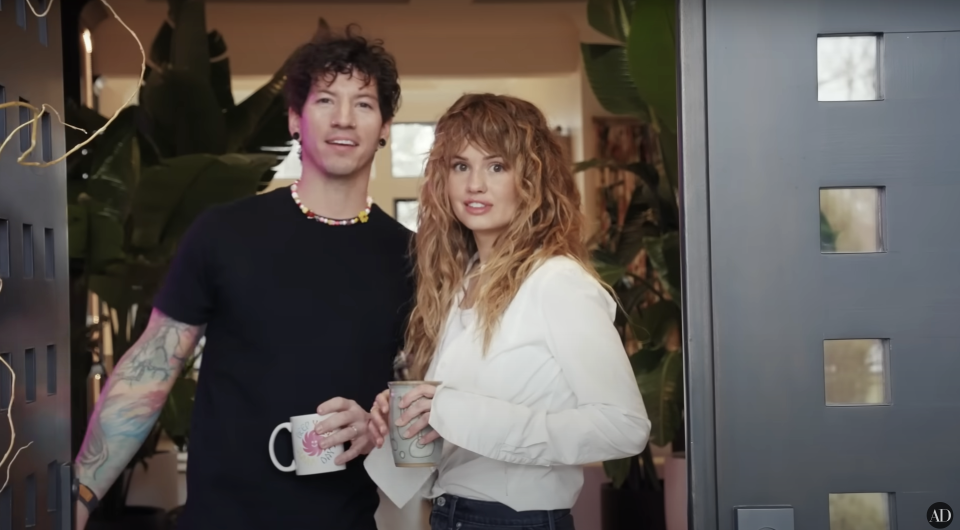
[301,429,324,457]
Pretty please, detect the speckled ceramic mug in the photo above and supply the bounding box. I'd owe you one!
[387,381,443,467]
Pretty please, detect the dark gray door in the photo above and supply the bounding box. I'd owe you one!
[680,0,960,529]
[0,0,74,529]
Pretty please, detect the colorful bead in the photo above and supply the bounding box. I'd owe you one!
[290,179,372,226]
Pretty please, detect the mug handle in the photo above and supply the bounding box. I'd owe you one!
[268,422,296,472]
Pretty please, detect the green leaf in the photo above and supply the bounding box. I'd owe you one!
[581,44,650,120]
[660,129,679,191]
[140,68,227,157]
[86,204,126,273]
[603,457,632,488]
[170,0,210,82]
[587,0,628,42]
[636,349,683,446]
[67,203,89,260]
[89,272,144,313]
[643,233,681,301]
[146,19,234,113]
[619,282,649,314]
[626,0,677,134]
[572,158,611,174]
[85,110,141,219]
[160,375,197,452]
[628,299,680,349]
[614,185,656,266]
[629,346,665,374]
[225,70,287,153]
[145,18,173,79]
[592,255,627,286]
[207,31,235,112]
[129,153,277,251]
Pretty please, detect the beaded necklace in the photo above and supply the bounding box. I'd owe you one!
[290,179,371,226]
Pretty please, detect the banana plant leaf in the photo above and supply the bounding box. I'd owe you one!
[587,0,631,43]
[140,67,227,157]
[147,19,235,114]
[84,108,141,218]
[225,67,287,153]
[629,344,666,375]
[628,299,680,350]
[67,204,88,259]
[634,348,683,446]
[581,44,650,120]
[642,233,681,301]
[603,457,632,488]
[72,201,126,272]
[128,153,278,253]
[626,0,677,135]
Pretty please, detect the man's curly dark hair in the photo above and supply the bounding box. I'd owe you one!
[284,24,401,123]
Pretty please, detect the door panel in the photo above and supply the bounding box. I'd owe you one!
[0,1,73,529]
[682,0,960,528]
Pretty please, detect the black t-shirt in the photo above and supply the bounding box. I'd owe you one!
[153,187,415,530]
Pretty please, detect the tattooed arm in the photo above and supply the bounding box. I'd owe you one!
[74,308,204,526]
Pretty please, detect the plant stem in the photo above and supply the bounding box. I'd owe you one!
[627,272,665,301]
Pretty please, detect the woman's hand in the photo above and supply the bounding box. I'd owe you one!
[396,384,440,444]
[368,389,391,448]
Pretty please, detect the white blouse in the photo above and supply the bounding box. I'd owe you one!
[364,256,651,512]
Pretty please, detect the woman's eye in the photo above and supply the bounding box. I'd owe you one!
[453,163,468,171]
[491,163,504,172]
[358,102,373,109]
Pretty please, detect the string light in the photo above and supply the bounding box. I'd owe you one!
[0,0,146,492]
[0,355,33,493]
[0,0,146,169]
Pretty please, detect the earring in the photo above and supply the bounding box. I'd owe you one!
[379,138,387,148]
[292,132,302,160]
[293,132,300,141]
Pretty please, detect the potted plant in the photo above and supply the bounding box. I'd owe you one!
[65,1,329,527]
[575,0,681,528]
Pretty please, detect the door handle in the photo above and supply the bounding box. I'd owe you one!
[734,505,794,530]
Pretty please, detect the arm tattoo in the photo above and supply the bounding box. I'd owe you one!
[75,311,204,493]
[112,318,199,384]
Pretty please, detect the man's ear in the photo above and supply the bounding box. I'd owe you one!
[288,107,301,138]
[379,119,392,146]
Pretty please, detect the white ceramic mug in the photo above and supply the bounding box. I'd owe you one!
[268,413,346,475]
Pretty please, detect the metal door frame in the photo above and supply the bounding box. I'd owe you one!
[677,0,718,528]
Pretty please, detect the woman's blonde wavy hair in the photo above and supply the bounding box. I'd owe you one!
[403,93,603,380]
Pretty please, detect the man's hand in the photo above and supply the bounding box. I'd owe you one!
[368,389,390,448]
[314,397,374,465]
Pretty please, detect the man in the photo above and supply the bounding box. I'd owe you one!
[73,26,414,530]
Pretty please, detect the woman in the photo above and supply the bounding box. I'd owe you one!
[364,94,651,530]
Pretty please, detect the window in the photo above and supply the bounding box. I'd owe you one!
[394,199,419,232]
[390,123,434,178]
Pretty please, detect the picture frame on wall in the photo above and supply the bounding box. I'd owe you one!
[394,198,420,232]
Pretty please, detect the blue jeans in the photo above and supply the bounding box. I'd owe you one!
[429,494,576,530]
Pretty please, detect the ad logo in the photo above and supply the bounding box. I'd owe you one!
[928,502,953,529]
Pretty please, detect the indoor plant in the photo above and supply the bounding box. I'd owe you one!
[576,0,680,528]
[65,0,316,526]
